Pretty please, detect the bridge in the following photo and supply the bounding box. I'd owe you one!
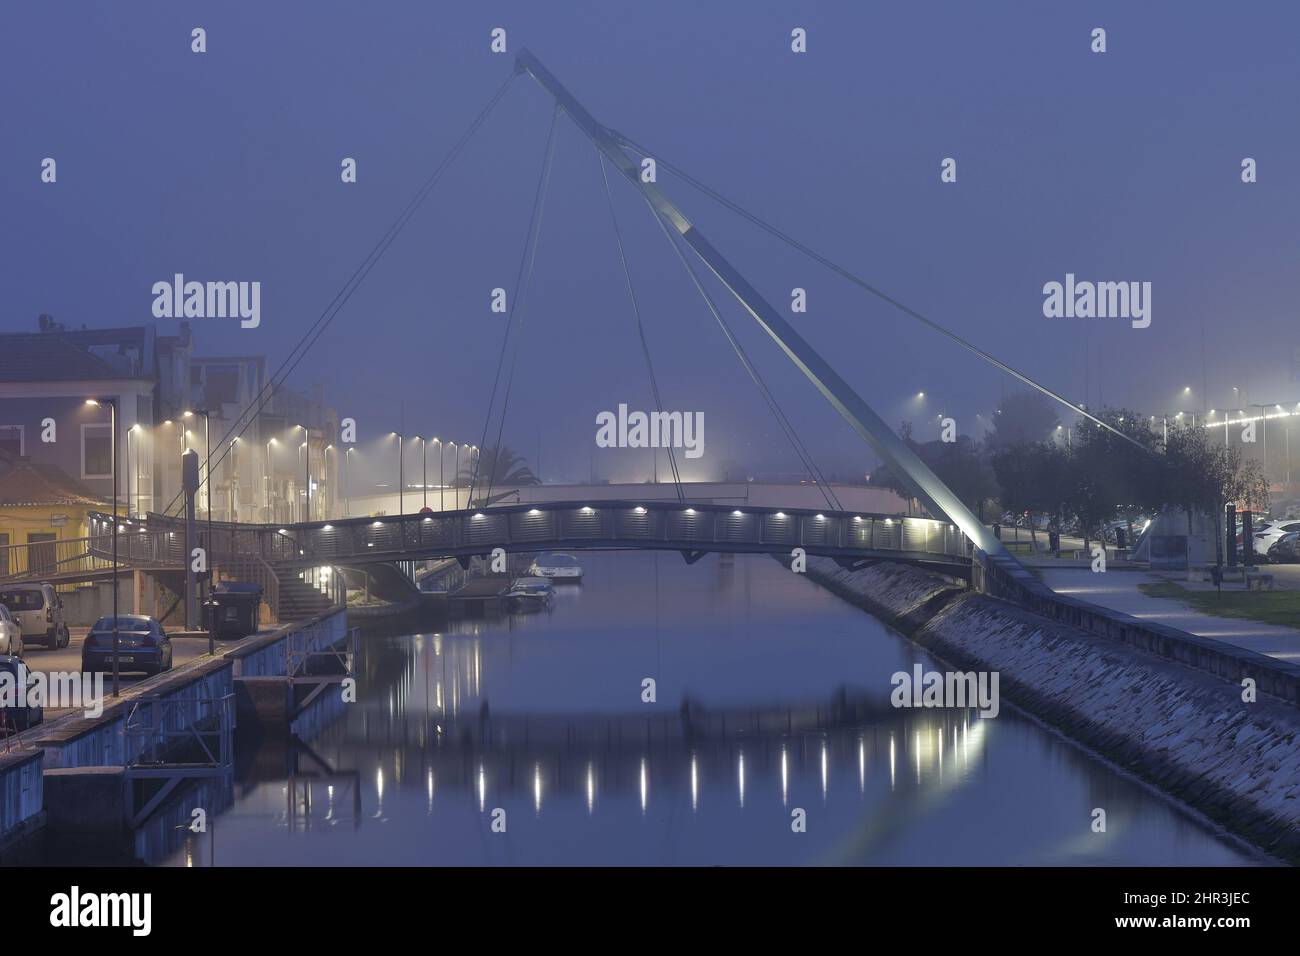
[69,501,969,616]
[0,48,1109,621]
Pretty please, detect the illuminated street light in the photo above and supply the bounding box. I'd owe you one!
[86,398,121,697]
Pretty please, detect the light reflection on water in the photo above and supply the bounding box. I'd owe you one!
[161,552,1266,866]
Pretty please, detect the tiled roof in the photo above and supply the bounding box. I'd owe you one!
[0,327,152,383]
[0,452,106,507]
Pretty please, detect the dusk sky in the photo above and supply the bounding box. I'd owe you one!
[5,1,1299,481]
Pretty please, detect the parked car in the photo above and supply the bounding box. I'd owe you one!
[527,553,583,581]
[1255,520,1300,559]
[1266,531,1300,564]
[0,655,42,732]
[0,582,70,649]
[81,615,173,676]
[0,606,23,657]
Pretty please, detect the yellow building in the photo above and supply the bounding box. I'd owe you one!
[0,452,107,578]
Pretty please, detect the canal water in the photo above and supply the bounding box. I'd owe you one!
[163,552,1263,866]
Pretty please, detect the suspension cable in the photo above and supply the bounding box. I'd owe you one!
[157,72,520,520]
[639,188,843,512]
[596,148,686,502]
[609,129,1147,452]
[475,102,561,506]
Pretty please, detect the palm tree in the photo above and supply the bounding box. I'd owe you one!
[460,444,538,500]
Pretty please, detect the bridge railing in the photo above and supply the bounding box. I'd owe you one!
[1,526,181,584]
[97,503,971,573]
[145,501,970,566]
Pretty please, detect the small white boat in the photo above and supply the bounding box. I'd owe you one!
[504,576,554,611]
[528,552,583,581]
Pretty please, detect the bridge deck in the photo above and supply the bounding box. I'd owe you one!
[79,500,971,578]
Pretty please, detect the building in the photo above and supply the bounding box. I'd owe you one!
[0,450,106,576]
[189,357,340,523]
[0,319,190,521]
[0,316,343,534]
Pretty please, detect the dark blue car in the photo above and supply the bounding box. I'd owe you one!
[81,615,173,676]
[0,655,43,732]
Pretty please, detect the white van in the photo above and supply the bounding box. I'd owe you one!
[0,583,70,650]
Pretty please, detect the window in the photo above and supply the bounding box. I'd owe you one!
[0,425,23,457]
[82,423,112,478]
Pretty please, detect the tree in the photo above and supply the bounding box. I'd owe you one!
[1162,426,1269,567]
[461,444,539,499]
[986,391,1059,449]
[991,441,1069,547]
[1070,408,1164,548]
[870,423,998,518]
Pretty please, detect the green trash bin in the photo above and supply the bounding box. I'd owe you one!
[209,583,262,640]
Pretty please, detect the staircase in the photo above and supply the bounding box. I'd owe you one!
[273,569,336,622]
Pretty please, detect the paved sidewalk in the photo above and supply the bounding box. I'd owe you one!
[1039,568,1300,664]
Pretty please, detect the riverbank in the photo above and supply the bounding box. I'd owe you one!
[798,556,1300,863]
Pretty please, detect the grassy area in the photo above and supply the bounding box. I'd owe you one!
[1137,581,1300,628]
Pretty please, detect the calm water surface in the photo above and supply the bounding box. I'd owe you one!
[162,552,1264,866]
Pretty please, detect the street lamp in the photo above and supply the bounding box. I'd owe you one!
[435,439,446,511]
[265,437,277,522]
[185,410,213,614]
[297,425,310,522]
[391,432,405,515]
[86,399,120,698]
[324,444,334,519]
[125,424,141,518]
[183,410,211,520]
[415,437,427,510]
[344,447,353,518]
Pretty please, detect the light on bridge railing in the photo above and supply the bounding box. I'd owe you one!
[580,506,593,514]
[323,525,333,531]
[684,508,695,515]
[732,510,743,516]
[473,513,485,520]
[774,512,785,518]
[815,514,825,521]
[528,509,541,515]
[634,506,646,514]
[372,521,383,527]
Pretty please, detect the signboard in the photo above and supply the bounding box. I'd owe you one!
[49,514,67,528]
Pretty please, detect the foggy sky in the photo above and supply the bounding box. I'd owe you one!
[5,1,1298,482]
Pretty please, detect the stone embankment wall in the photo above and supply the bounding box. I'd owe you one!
[801,557,1300,862]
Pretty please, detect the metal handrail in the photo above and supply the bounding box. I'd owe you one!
[123,692,235,769]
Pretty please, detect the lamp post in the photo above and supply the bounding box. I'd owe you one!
[265,437,277,523]
[125,424,135,518]
[391,432,405,515]
[416,437,427,510]
[183,410,211,519]
[463,445,473,508]
[87,399,120,697]
[324,444,334,519]
[185,410,213,618]
[438,439,447,511]
[344,447,353,518]
[298,425,310,522]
